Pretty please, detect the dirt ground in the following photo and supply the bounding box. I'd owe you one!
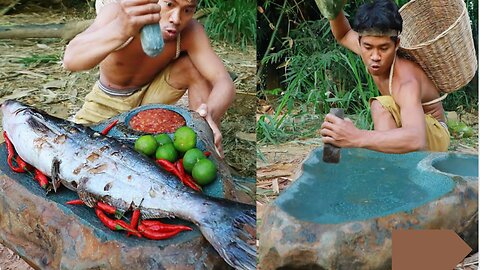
[0,1,255,269]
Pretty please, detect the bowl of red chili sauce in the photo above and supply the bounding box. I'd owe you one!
[128,108,186,134]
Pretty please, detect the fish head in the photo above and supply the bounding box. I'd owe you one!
[1,99,28,115]
[1,100,33,133]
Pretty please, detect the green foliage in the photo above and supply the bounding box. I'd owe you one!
[14,54,61,67]
[256,113,323,144]
[443,84,478,113]
[198,0,256,48]
[258,15,379,143]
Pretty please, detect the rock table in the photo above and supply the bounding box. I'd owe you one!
[0,156,231,269]
[258,148,478,270]
[0,104,247,269]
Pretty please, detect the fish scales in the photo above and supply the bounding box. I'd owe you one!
[1,100,256,270]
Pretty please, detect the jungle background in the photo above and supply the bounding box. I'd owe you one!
[256,0,478,268]
[0,0,255,268]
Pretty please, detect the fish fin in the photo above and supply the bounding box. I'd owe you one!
[77,177,97,208]
[198,201,256,270]
[50,158,62,193]
[140,211,172,220]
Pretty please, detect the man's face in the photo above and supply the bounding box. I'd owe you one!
[359,35,399,76]
[159,0,197,41]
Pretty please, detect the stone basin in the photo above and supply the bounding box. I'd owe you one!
[258,148,478,270]
[430,153,478,178]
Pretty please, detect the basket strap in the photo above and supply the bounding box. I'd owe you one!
[175,33,181,59]
[389,55,448,106]
[421,93,448,106]
[388,55,396,96]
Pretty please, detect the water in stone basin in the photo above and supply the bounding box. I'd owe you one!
[276,148,455,224]
[432,154,478,177]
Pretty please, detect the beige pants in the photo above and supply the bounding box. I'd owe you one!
[370,96,450,152]
[74,66,186,124]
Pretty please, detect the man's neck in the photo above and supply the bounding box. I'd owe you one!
[371,70,392,95]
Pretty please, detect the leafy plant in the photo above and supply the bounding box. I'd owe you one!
[14,54,61,67]
[257,0,478,144]
[198,0,256,48]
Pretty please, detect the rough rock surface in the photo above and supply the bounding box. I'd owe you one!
[0,155,232,270]
[258,149,478,270]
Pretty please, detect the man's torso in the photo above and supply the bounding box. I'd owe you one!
[374,57,446,123]
[97,20,198,92]
[99,37,178,90]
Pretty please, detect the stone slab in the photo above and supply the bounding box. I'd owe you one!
[0,146,231,269]
[258,148,478,269]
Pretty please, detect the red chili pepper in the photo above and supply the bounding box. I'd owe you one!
[97,201,123,218]
[95,208,124,231]
[157,159,201,192]
[66,199,85,205]
[140,220,192,232]
[156,159,179,174]
[175,159,186,178]
[115,220,142,238]
[138,224,186,240]
[8,156,24,173]
[101,119,118,135]
[204,151,211,157]
[3,132,24,173]
[176,160,202,192]
[140,220,165,227]
[15,156,33,172]
[183,174,203,192]
[34,169,49,189]
[127,208,141,237]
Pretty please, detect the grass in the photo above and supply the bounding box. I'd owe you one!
[257,18,381,144]
[199,0,256,48]
[14,53,61,67]
[257,0,478,145]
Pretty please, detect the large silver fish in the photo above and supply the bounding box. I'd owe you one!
[1,100,256,270]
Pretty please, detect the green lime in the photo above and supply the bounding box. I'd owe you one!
[192,159,217,186]
[155,133,173,146]
[458,123,474,138]
[183,148,206,173]
[173,126,197,153]
[134,135,158,156]
[447,120,460,132]
[155,143,178,162]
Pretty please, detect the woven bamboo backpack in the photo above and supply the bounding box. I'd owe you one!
[398,0,477,94]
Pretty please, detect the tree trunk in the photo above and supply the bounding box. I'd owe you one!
[0,20,94,41]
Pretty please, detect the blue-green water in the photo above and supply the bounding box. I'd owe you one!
[276,148,455,224]
[432,154,478,177]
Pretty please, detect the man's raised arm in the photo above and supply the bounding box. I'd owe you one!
[63,0,161,71]
[329,11,361,55]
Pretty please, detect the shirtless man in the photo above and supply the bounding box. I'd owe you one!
[63,0,235,157]
[320,0,450,153]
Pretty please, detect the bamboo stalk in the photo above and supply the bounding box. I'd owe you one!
[256,0,288,80]
[0,0,21,16]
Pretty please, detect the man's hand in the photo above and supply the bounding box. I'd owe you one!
[117,0,162,37]
[319,113,363,148]
[196,104,224,158]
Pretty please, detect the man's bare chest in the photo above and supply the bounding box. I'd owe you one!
[100,39,179,86]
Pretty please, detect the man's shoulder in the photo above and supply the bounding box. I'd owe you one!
[396,57,425,84]
[182,20,207,39]
[181,20,212,52]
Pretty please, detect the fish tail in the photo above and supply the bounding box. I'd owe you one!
[197,201,256,270]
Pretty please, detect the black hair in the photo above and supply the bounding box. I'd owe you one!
[353,0,403,35]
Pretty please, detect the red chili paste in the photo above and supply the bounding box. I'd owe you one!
[129,109,185,133]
